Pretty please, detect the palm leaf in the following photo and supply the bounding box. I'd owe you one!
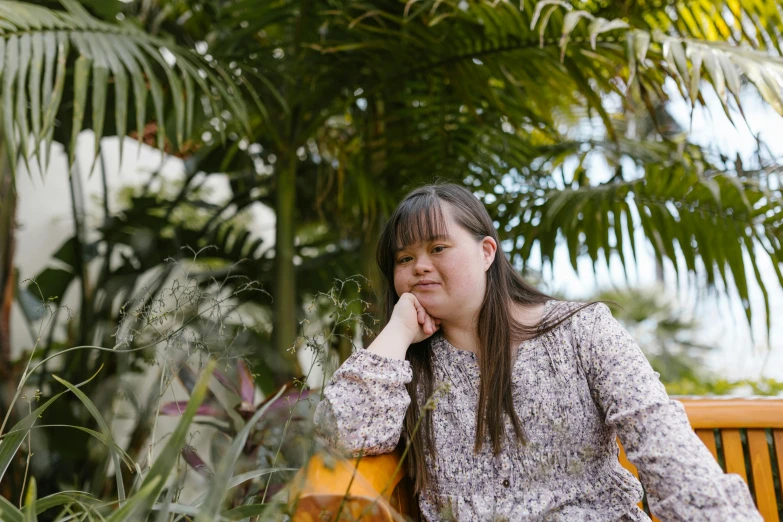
[507,165,782,338]
[597,0,783,55]
[0,0,256,176]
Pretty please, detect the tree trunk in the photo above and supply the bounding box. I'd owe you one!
[271,0,310,382]
[273,151,301,380]
[359,96,389,355]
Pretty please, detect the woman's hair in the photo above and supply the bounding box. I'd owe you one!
[375,181,598,494]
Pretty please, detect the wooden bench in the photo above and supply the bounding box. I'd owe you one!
[289,397,783,521]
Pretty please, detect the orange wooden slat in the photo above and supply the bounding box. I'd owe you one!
[695,429,718,460]
[775,430,783,489]
[747,429,780,522]
[616,440,650,517]
[617,439,639,479]
[617,440,661,521]
[676,398,783,429]
[721,429,748,482]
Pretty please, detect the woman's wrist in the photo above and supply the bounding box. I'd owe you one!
[366,319,413,360]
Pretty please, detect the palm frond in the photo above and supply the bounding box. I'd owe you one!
[503,165,782,340]
[593,0,783,55]
[527,2,783,124]
[0,0,255,176]
[314,2,783,144]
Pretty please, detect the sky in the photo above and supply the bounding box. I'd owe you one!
[10,79,783,385]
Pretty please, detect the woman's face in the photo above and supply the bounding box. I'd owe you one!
[392,203,497,321]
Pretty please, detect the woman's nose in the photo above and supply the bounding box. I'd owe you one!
[414,256,433,272]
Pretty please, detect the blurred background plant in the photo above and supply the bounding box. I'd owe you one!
[0,268,386,521]
[1,0,782,517]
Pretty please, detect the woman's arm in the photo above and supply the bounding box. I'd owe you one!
[573,303,761,522]
[313,323,413,457]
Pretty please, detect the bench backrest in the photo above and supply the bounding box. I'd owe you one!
[618,398,783,522]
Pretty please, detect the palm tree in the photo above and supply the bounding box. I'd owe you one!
[6,0,783,379]
[89,0,783,366]
[3,0,781,401]
[199,0,783,354]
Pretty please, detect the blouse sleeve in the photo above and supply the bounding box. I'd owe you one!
[573,303,761,522]
[313,348,413,457]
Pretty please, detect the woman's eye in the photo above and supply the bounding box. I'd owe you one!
[397,247,444,263]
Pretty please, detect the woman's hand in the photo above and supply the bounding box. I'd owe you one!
[389,292,442,345]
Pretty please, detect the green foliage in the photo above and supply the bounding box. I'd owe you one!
[0,0,253,175]
[510,166,783,338]
[0,369,103,485]
[3,244,278,506]
[0,492,22,522]
[0,273,403,521]
[193,385,286,522]
[51,375,128,503]
[201,0,783,338]
[665,377,783,396]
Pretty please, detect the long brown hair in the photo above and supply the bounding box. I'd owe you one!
[375,181,598,494]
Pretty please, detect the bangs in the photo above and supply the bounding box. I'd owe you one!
[391,197,451,253]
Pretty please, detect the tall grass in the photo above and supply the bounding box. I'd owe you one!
[1,258,443,521]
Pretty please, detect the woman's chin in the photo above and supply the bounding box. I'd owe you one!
[415,295,441,313]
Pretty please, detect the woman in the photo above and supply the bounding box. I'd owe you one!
[313,182,760,521]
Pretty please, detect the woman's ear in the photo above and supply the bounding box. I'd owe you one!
[481,236,497,270]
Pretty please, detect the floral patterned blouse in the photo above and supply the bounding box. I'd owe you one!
[313,300,761,521]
